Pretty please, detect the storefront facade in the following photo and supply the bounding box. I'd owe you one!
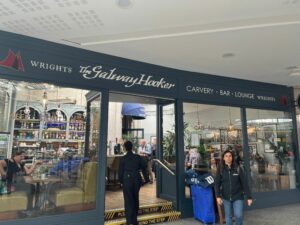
[0,30,299,224]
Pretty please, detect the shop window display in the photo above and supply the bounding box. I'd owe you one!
[246,109,296,192]
[183,103,242,198]
[0,78,100,220]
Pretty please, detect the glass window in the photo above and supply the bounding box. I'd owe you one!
[246,109,296,192]
[183,103,242,198]
[0,78,100,220]
[162,103,176,167]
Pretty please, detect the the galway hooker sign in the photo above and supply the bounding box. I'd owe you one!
[79,65,176,89]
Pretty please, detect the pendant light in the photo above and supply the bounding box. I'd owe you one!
[55,88,64,121]
[194,104,203,130]
[81,90,87,118]
[228,107,234,131]
[42,91,48,110]
[24,90,31,119]
[41,90,48,125]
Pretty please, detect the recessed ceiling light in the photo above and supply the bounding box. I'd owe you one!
[289,68,300,76]
[117,0,134,8]
[286,66,297,70]
[222,53,235,58]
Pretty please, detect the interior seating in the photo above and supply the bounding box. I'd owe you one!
[52,162,97,207]
[0,191,28,212]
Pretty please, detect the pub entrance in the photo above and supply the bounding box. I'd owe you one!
[104,92,177,211]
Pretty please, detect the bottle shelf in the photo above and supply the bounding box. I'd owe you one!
[44,129,66,132]
[14,128,40,131]
[15,119,40,122]
[14,107,86,159]
[18,145,39,148]
[16,139,39,142]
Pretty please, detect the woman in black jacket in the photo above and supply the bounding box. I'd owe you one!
[215,149,252,225]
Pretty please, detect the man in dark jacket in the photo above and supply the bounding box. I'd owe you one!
[118,141,148,225]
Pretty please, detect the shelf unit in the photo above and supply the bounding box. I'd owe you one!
[0,133,10,160]
[13,102,86,160]
[68,111,86,141]
[14,107,40,142]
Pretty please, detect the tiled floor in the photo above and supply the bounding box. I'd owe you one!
[105,181,166,210]
[159,203,300,225]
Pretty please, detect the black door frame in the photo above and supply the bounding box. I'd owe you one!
[156,100,178,205]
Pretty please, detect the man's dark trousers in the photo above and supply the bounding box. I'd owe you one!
[122,172,140,225]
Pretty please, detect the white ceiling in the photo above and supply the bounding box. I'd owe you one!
[1,0,300,87]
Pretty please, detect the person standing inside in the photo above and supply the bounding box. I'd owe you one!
[215,149,252,225]
[150,137,157,179]
[119,141,147,225]
[138,139,154,184]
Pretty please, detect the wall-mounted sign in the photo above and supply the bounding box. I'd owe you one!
[0,33,292,111]
[181,80,291,109]
[0,46,177,98]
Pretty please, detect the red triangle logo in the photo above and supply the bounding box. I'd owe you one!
[0,49,25,71]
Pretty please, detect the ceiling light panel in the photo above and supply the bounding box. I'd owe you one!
[10,0,50,12]
[0,3,15,16]
[33,15,72,31]
[54,0,89,7]
[67,10,103,28]
[2,19,39,34]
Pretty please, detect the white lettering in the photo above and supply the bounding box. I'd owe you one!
[257,96,276,102]
[79,65,175,90]
[186,86,214,94]
[234,92,255,99]
[220,90,230,96]
[30,60,72,74]
[205,176,214,184]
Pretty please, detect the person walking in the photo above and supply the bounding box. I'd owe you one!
[215,149,252,225]
[119,141,147,225]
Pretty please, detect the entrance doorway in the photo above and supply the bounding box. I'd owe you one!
[104,93,177,211]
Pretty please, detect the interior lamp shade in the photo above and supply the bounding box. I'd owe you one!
[121,103,146,120]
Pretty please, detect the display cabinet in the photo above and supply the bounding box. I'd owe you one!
[42,109,67,140]
[68,111,86,140]
[13,101,87,161]
[14,107,40,141]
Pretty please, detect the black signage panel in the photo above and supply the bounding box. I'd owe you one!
[0,45,177,98]
[180,79,291,110]
[0,31,293,111]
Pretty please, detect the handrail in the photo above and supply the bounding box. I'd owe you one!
[153,159,175,176]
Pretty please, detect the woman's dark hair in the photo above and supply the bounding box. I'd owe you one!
[12,150,25,157]
[219,149,237,173]
[123,141,133,151]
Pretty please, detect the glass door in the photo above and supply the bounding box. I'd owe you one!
[157,102,177,202]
